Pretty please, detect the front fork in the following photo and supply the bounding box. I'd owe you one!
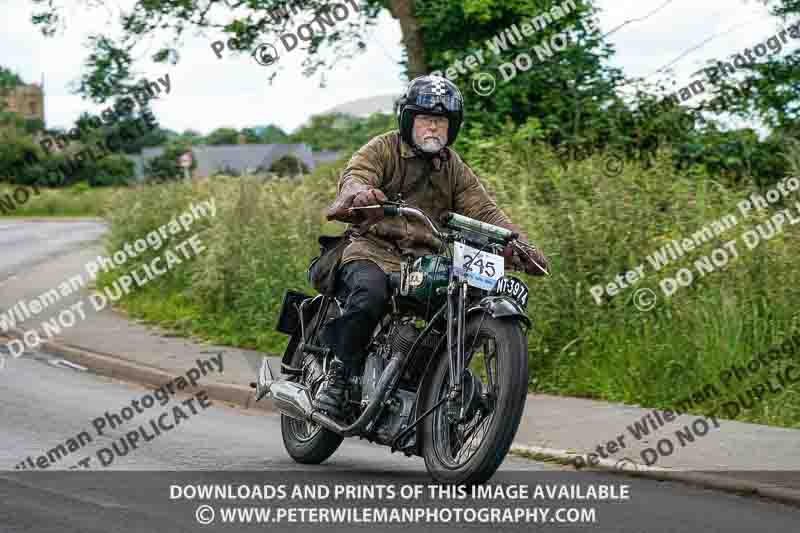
[446,279,468,421]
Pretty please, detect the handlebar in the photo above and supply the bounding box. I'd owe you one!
[346,204,445,241]
[344,203,549,275]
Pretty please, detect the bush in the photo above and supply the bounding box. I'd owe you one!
[144,141,196,182]
[268,154,309,176]
[212,164,241,177]
[0,130,43,183]
[88,154,135,186]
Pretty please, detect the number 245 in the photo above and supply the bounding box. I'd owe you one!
[464,254,496,277]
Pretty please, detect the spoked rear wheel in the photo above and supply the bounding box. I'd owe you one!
[281,301,344,464]
[422,315,528,484]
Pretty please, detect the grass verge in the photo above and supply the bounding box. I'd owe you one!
[0,182,120,217]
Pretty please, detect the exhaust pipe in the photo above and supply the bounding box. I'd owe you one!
[255,355,403,437]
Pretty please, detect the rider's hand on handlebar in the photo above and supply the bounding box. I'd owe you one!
[503,240,550,276]
[326,187,387,224]
[352,188,386,207]
[351,188,388,224]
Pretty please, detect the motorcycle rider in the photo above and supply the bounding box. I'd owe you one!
[314,75,550,419]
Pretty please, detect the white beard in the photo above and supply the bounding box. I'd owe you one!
[414,132,445,153]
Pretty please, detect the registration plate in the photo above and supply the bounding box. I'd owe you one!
[453,242,504,290]
[492,276,530,309]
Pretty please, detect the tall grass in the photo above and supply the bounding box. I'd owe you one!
[0,182,118,217]
[100,143,800,428]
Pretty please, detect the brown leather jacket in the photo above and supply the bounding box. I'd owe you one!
[326,130,529,273]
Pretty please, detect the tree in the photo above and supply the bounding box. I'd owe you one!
[176,129,205,145]
[700,1,800,134]
[24,1,646,159]
[0,66,23,91]
[240,127,262,144]
[240,125,290,144]
[257,124,290,143]
[206,127,241,145]
[289,112,394,151]
[144,141,196,182]
[28,0,422,91]
[267,154,310,176]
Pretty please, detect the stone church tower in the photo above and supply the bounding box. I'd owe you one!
[1,82,45,124]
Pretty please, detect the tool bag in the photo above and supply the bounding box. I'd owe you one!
[307,229,355,296]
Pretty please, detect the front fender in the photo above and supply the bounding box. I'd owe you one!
[466,295,531,329]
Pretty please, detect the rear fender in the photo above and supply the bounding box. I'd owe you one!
[281,294,342,371]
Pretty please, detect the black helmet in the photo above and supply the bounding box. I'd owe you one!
[396,75,464,151]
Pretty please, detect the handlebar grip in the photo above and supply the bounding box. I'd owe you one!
[383,205,399,217]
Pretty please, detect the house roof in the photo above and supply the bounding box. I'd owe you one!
[138,143,319,176]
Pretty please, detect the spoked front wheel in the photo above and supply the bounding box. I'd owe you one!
[422,315,529,484]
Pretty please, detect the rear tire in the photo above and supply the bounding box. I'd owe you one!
[421,315,528,484]
[281,300,344,464]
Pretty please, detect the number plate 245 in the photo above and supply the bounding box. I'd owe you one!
[452,242,504,290]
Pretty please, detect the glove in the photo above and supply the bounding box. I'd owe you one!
[517,245,550,276]
[326,184,387,224]
[351,188,387,224]
[352,188,387,208]
[504,245,549,276]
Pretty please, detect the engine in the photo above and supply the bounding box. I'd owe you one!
[360,319,418,404]
[358,319,439,446]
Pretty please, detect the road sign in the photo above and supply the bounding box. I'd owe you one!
[179,152,193,168]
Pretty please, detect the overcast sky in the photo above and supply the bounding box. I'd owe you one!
[1,0,794,135]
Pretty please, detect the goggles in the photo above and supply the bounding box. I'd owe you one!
[413,92,462,113]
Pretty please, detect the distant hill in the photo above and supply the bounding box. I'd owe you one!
[322,94,400,118]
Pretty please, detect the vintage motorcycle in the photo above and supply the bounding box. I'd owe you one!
[254,203,546,484]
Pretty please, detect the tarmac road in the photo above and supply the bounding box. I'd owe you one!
[1,350,799,533]
[0,220,105,281]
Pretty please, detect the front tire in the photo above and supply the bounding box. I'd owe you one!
[421,315,528,484]
[281,300,344,464]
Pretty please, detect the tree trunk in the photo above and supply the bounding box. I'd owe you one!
[387,0,428,79]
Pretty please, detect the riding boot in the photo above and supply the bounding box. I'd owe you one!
[313,356,350,419]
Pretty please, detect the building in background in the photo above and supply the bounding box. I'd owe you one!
[1,83,45,124]
[127,143,341,179]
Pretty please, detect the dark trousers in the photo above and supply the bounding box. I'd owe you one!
[319,260,389,373]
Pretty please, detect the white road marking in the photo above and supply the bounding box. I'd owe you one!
[48,359,88,372]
